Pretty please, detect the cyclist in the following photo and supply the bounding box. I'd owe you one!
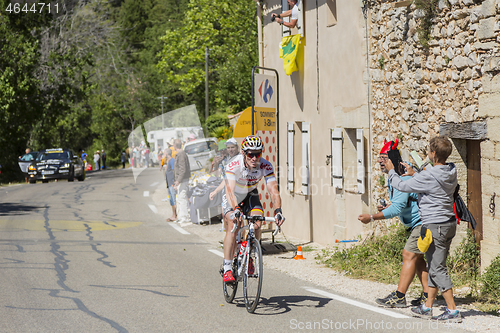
[221,135,285,283]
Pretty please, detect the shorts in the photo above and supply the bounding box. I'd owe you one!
[168,185,176,206]
[222,188,263,217]
[404,224,424,255]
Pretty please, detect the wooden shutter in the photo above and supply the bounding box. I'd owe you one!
[356,129,365,194]
[287,122,295,192]
[331,128,343,189]
[301,122,310,195]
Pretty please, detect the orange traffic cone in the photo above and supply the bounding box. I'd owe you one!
[294,246,305,260]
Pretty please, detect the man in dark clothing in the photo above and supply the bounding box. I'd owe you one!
[101,150,107,169]
[173,139,191,223]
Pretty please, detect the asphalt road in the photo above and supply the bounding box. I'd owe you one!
[0,169,471,333]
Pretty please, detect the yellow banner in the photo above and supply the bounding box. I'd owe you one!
[233,107,276,138]
[255,107,276,131]
[233,107,253,138]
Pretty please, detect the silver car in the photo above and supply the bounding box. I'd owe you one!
[183,138,217,171]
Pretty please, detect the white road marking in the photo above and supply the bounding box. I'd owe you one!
[208,249,224,258]
[150,182,159,187]
[168,222,190,235]
[148,204,158,214]
[143,191,149,197]
[302,287,410,319]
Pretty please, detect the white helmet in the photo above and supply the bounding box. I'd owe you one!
[241,135,264,152]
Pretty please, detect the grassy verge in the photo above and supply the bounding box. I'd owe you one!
[317,224,500,315]
[317,224,407,284]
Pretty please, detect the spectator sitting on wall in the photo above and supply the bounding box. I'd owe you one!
[271,0,299,29]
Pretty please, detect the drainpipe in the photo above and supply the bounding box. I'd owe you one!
[362,0,374,219]
[255,1,264,74]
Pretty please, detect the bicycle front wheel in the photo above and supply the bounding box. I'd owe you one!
[243,238,263,313]
[222,260,238,303]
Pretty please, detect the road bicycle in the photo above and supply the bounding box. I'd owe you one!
[220,215,280,313]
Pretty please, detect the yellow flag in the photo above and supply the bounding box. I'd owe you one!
[279,34,301,76]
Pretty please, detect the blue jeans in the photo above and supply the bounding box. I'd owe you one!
[168,185,176,206]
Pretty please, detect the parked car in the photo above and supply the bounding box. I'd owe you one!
[18,151,39,174]
[28,148,85,183]
[183,138,218,171]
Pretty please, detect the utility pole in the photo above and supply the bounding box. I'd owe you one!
[205,46,209,122]
[157,96,168,129]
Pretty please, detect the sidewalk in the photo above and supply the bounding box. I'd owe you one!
[152,185,500,332]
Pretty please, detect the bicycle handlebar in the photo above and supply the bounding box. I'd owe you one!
[231,215,278,234]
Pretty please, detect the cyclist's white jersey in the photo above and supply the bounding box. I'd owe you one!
[225,154,276,195]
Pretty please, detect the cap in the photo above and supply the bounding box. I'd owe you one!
[218,140,227,151]
[226,138,237,146]
[380,137,399,154]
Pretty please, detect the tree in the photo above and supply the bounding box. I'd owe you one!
[0,9,41,181]
[157,0,258,116]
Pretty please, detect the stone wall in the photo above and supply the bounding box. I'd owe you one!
[479,70,500,270]
[367,0,500,268]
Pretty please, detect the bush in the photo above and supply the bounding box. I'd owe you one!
[447,229,480,291]
[206,113,230,135]
[481,254,500,301]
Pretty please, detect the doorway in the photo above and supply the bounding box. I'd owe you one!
[467,140,483,244]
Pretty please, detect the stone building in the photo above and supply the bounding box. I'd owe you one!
[260,0,499,269]
[367,0,500,270]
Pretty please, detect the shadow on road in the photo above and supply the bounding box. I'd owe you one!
[0,203,46,216]
[232,294,332,315]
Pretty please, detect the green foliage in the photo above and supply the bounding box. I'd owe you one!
[414,0,439,49]
[157,0,258,114]
[481,254,500,301]
[445,56,451,64]
[378,175,386,187]
[317,225,409,283]
[211,126,233,140]
[206,113,230,135]
[0,1,48,181]
[0,0,257,181]
[447,229,480,291]
[378,56,385,69]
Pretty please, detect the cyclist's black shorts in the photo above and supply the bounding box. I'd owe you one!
[222,188,263,217]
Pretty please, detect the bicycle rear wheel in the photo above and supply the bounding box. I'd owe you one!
[222,259,238,303]
[243,238,263,313]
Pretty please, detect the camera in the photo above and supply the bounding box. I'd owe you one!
[380,199,387,207]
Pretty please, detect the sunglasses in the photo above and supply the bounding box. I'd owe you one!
[246,151,262,159]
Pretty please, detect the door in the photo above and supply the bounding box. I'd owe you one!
[467,140,483,244]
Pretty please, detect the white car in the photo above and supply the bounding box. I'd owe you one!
[183,138,218,171]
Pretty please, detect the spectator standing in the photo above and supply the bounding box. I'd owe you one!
[120,151,127,169]
[164,149,177,222]
[157,147,163,168]
[209,138,240,201]
[141,148,146,167]
[173,139,191,223]
[387,136,461,321]
[358,138,428,308]
[20,148,33,183]
[210,140,228,176]
[94,151,100,171]
[101,150,107,169]
[169,138,177,158]
[134,147,140,168]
